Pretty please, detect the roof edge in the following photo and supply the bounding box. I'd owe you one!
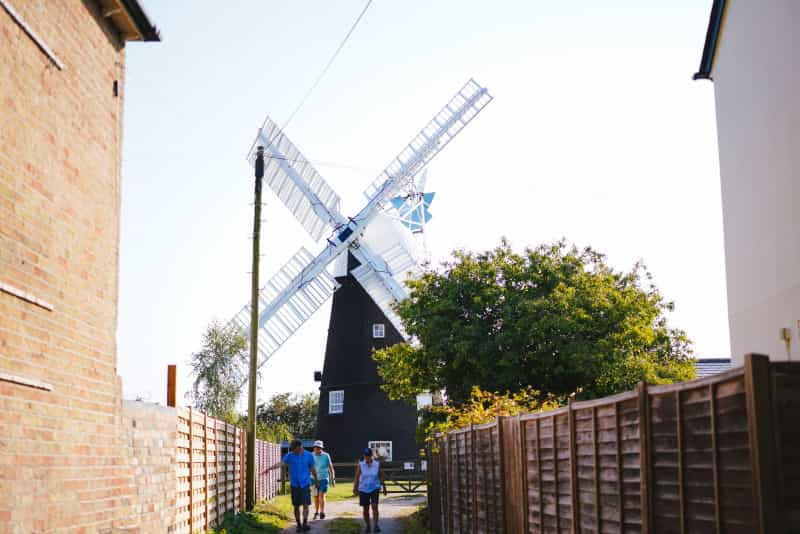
[118,0,160,42]
[693,0,727,81]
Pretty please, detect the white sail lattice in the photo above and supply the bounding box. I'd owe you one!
[230,247,339,364]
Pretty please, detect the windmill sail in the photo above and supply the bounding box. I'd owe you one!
[247,117,345,241]
[361,79,492,208]
[229,247,339,371]
[230,79,492,372]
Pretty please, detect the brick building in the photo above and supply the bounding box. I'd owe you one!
[0,1,158,532]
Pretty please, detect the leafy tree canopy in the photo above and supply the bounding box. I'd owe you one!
[374,240,695,405]
[187,321,248,418]
[256,392,319,439]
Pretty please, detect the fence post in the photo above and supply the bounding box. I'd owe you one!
[188,407,194,534]
[213,418,220,526]
[203,413,209,530]
[744,353,778,533]
[638,382,652,534]
[499,415,524,533]
[519,415,530,534]
[469,424,478,534]
[592,406,601,533]
[568,399,580,532]
[240,429,247,510]
[445,435,453,534]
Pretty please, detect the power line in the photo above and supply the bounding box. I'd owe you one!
[282,0,374,130]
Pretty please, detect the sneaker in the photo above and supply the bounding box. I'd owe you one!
[296,526,302,533]
[364,528,372,533]
[313,513,319,520]
[320,513,326,520]
[303,524,311,532]
[374,526,381,532]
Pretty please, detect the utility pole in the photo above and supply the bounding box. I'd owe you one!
[246,146,265,510]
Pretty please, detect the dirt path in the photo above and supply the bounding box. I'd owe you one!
[281,494,425,533]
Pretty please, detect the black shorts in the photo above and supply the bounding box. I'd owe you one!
[359,490,380,507]
[291,485,311,507]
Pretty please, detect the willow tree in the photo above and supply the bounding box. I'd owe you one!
[187,321,248,418]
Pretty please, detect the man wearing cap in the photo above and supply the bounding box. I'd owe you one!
[311,440,335,520]
[353,447,387,533]
[282,439,317,532]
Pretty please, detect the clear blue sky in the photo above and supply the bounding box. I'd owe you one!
[118,1,725,405]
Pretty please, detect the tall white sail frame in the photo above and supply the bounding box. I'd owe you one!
[229,79,493,381]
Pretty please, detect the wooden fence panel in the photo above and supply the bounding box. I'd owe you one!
[447,429,473,534]
[619,395,643,532]
[169,408,277,533]
[680,385,714,533]
[428,356,798,533]
[649,390,680,532]
[255,439,282,503]
[555,411,573,532]
[715,371,756,532]
[573,405,597,533]
[598,401,621,533]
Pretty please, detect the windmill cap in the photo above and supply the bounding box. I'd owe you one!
[313,440,324,449]
[363,447,373,456]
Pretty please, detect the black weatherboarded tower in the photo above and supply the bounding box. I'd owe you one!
[316,253,418,465]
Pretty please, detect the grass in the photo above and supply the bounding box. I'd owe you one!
[327,517,362,534]
[323,481,359,502]
[398,505,433,534]
[208,495,293,534]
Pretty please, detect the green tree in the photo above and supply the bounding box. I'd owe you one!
[187,321,248,418]
[256,392,319,438]
[374,240,695,405]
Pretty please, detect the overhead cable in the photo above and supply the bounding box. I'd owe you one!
[282,0,374,130]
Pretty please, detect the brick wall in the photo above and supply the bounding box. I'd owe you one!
[0,1,136,531]
[122,402,178,533]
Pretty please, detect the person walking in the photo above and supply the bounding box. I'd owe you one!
[311,440,335,520]
[352,447,387,533]
[282,440,317,532]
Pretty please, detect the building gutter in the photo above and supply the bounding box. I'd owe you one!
[118,0,160,41]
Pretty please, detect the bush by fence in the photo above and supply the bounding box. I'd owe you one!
[426,354,800,533]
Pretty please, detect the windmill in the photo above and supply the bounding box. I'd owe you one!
[229,79,492,461]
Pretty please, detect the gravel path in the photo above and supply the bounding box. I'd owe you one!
[281,494,425,534]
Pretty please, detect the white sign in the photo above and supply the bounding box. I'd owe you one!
[420,460,427,472]
[403,461,415,470]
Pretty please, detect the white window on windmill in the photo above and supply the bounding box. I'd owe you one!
[329,390,344,414]
[368,441,393,462]
[372,323,385,338]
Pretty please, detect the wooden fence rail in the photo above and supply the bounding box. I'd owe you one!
[427,354,800,533]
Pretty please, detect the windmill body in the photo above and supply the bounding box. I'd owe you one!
[316,252,418,465]
[229,79,492,461]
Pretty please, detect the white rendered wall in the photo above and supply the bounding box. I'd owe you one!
[711,0,800,363]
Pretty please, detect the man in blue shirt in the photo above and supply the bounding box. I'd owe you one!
[282,440,317,532]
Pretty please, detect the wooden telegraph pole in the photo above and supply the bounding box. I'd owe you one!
[246,146,265,510]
